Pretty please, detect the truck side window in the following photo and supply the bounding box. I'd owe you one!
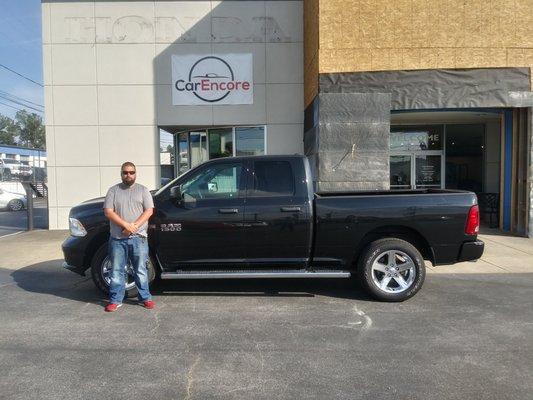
[251,161,294,197]
[181,163,243,200]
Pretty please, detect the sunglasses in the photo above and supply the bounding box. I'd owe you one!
[122,171,136,175]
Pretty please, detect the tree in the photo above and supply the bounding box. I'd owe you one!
[14,110,45,149]
[0,115,17,145]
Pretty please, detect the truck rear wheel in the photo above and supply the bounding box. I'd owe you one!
[90,243,156,299]
[358,238,425,302]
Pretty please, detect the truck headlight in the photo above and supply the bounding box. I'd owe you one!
[69,217,87,237]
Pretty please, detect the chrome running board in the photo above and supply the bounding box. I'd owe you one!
[160,270,351,280]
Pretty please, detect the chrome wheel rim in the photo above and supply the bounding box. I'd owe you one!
[101,256,136,291]
[10,200,22,211]
[371,250,416,294]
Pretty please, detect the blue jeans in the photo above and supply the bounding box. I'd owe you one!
[109,235,152,304]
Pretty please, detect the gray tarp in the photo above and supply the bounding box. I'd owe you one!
[320,68,531,110]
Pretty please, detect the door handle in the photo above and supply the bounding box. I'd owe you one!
[280,206,301,212]
[218,208,239,214]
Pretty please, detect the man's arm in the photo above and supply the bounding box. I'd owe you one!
[132,208,154,233]
[133,187,155,232]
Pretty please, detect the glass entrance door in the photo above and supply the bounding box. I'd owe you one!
[391,153,443,189]
[390,125,444,190]
[415,154,442,188]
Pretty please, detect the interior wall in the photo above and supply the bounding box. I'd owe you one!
[485,120,501,193]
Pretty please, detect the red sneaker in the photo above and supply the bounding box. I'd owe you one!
[105,303,122,312]
[143,300,155,309]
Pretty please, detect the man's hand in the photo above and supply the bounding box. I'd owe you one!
[121,222,138,236]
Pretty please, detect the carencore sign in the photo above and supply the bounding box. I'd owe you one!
[172,53,253,105]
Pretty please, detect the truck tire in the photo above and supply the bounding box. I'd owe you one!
[90,242,156,299]
[357,238,425,302]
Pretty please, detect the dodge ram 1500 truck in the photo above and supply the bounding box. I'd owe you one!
[62,155,484,301]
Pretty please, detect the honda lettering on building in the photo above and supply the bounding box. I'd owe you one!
[172,53,253,105]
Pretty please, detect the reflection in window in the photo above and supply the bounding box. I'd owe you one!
[177,132,189,175]
[181,164,242,200]
[236,127,264,156]
[390,155,411,188]
[159,128,175,187]
[189,131,207,168]
[390,125,443,151]
[209,128,233,159]
[251,161,294,196]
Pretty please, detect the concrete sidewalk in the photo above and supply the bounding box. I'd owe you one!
[429,229,533,274]
[0,228,531,275]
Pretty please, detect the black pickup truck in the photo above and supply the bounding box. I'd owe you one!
[62,155,484,301]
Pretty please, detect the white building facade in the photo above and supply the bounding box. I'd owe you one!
[42,0,304,229]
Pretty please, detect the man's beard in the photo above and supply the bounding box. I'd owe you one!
[122,178,135,186]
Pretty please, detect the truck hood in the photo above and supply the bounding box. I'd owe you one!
[81,196,105,206]
[72,190,157,220]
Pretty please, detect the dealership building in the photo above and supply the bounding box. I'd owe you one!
[42,0,533,236]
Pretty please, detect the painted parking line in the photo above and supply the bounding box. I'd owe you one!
[0,230,23,239]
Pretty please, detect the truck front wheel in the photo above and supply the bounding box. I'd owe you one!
[358,238,426,302]
[90,243,156,299]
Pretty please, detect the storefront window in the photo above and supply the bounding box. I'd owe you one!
[177,132,189,175]
[390,125,444,190]
[390,126,443,151]
[189,131,208,168]
[209,128,233,159]
[390,155,411,188]
[170,126,266,172]
[236,127,265,156]
[159,128,175,186]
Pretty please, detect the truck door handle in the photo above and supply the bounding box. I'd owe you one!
[280,206,301,212]
[218,208,239,214]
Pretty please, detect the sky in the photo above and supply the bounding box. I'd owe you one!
[0,0,44,119]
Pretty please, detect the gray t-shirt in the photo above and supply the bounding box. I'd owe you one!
[103,183,154,239]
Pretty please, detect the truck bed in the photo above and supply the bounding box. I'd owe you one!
[316,188,472,197]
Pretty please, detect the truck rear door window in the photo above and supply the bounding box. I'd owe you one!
[251,161,294,197]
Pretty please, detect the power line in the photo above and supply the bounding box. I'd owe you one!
[0,98,43,115]
[0,95,43,113]
[0,63,43,87]
[0,90,43,108]
[0,100,24,112]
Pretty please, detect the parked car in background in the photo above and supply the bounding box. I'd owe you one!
[0,158,32,181]
[0,188,26,211]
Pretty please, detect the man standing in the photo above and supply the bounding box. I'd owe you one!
[103,161,155,312]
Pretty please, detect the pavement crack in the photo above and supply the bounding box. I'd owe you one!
[350,305,372,337]
[479,257,509,272]
[183,355,200,400]
[151,309,161,335]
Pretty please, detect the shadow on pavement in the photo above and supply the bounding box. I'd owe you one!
[8,260,373,303]
[7,260,105,304]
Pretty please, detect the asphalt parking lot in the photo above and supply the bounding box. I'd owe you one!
[1,231,532,400]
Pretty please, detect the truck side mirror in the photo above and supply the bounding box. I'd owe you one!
[170,186,182,201]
